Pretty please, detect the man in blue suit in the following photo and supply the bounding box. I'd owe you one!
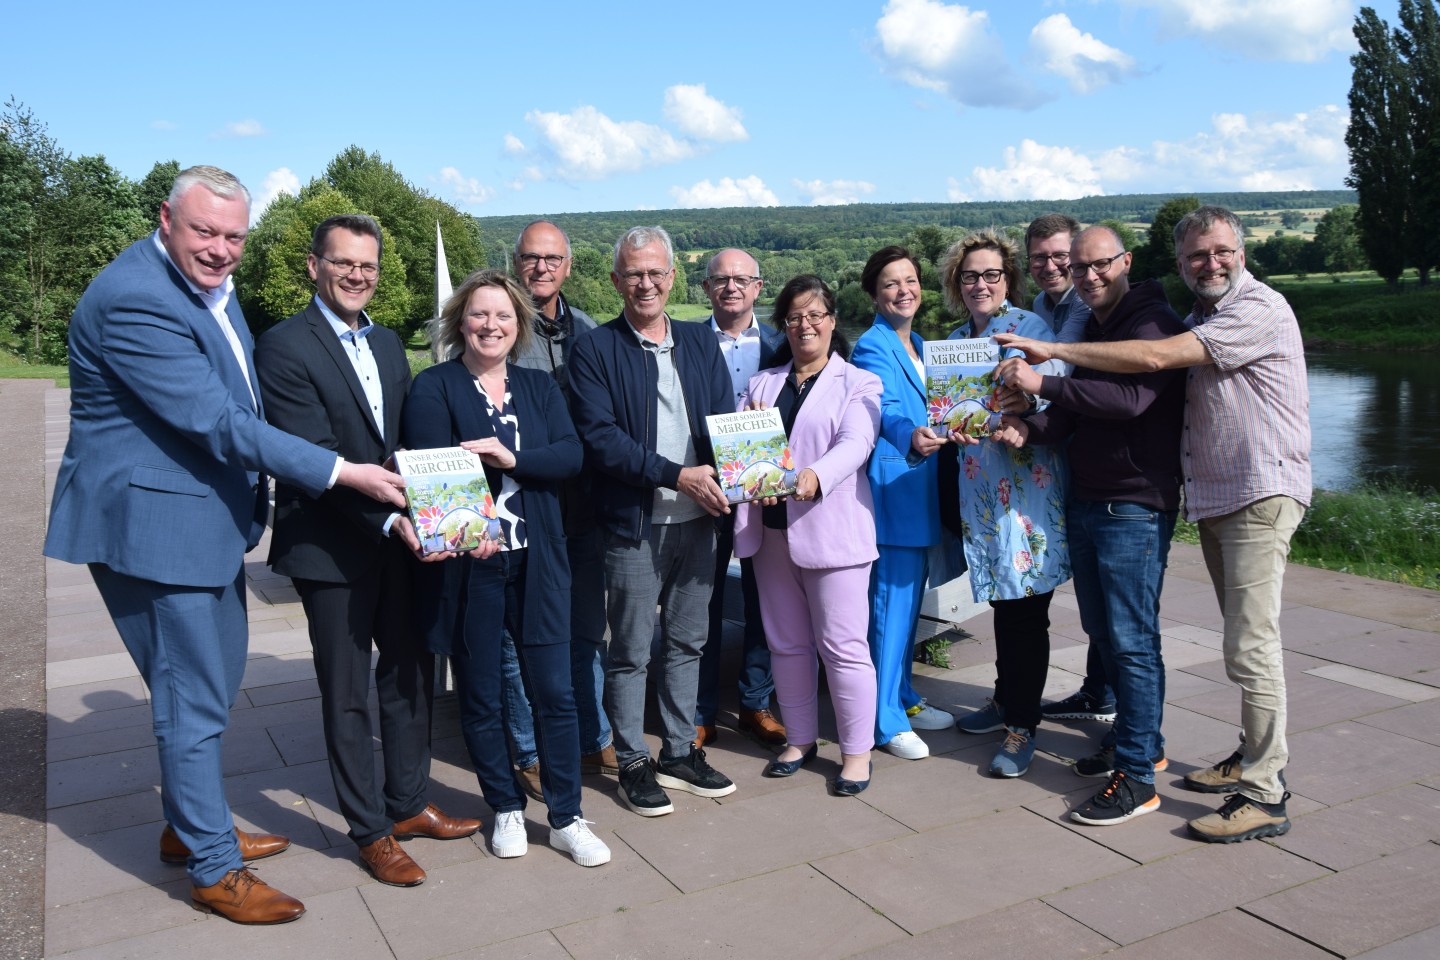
[44,166,407,925]
[695,249,788,748]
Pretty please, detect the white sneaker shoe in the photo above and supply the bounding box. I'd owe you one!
[549,818,611,867]
[491,810,528,858]
[906,699,955,731]
[884,730,930,760]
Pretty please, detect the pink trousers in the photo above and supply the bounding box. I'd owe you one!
[752,526,878,755]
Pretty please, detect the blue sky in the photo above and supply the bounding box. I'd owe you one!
[3,0,1388,221]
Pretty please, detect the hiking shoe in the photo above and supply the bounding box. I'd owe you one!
[906,699,956,731]
[989,726,1036,778]
[1042,689,1117,723]
[1074,746,1169,778]
[1070,771,1160,825]
[1187,792,1291,843]
[958,698,1006,735]
[617,757,675,817]
[1184,748,1244,793]
[654,747,736,798]
[883,730,930,760]
[549,818,611,867]
[515,762,544,803]
[490,810,528,858]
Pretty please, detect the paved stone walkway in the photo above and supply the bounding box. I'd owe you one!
[23,382,1440,958]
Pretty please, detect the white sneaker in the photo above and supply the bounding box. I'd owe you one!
[549,818,611,867]
[491,810,528,858]
[884,730,930,760]
[906,700,955,731]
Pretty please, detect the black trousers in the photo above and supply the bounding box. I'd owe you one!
[990,590,1053,733]
[294,537,434,847]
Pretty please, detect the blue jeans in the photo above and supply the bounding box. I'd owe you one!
[697,515,773,724]
[1067,500,1176,784]
[500,526,612,766]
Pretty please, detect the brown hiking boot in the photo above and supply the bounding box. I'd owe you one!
[1183,748,1244,793]
[581,744,619,775]
[1187,792,1291,843]
[516,762,544,803]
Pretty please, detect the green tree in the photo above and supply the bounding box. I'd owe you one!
[1398,0,1440,280]
[1348,6,1416,283]
[1099,219,1140,252]
[135,160,179,228]
[1134,197,1199,280]
[1279,210,1306,229]
[1313,204,1366,273]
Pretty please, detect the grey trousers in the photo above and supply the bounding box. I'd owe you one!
[603,517,716,765]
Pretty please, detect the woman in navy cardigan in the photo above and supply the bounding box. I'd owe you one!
[403,269,609,868]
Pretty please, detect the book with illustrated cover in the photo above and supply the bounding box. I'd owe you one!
[923,337,1002,439]
[705,407,798,504]
[392,447,504,555]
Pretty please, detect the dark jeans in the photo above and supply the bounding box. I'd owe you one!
[1069,499,1176,783]
[991,591,1054,733]
[453,549,582,829]
[697,516,773,724]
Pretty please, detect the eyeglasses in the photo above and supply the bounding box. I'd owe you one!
[706,274,759,290]
[320,256,379,278]
[517,253,567,270]
[783,311,831,329]
[958,269,1004,285]
[1028,252,1069,267]
[1183,248,1238,270]
[1068,254,1125,278]
[620,268,672,287]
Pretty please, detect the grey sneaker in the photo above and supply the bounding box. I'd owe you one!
[654,747,736,798]
[1187,792,1291,843]
[958,698,1006,735]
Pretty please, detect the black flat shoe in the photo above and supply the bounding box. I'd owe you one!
[831,760,873,796]
[762,743,818,778]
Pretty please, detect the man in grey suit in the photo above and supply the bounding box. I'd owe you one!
[255,215,480,890]
[44,167,405,924]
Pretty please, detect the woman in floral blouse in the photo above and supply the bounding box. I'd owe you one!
[944,229,1072,779]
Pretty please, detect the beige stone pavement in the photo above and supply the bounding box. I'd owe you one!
[28,382,1440,959]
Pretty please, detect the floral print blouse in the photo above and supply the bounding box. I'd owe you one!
[949,303,1071,602]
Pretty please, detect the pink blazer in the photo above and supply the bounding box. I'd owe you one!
[733,353,882,570]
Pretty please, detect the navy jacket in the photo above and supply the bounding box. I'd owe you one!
[568,314,732,540]
[402,359,582,652]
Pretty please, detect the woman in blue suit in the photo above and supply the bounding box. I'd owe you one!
[850,247,955,760]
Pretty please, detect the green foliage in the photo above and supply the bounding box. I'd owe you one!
[135,160,179,229]
[1133,196,1198,281]
[1312,204,1365,273]
[1249,234,1322,277]
[563,243,623,318]
[1289,484,1440,589]
[1099,219,1140,252]
[1273,275,1440,350]
[1279,210,1306,229]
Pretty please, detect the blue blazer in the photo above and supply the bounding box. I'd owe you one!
[402,359,582,653]
[45,233,336,588]
[849,314,940,549]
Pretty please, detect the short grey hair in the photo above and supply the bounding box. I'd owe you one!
[168,165,251,208]
[515,219,571,256]
[1173,205,1245,253]
[613,225,674,272]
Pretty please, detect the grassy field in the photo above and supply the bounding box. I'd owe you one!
[0,351,67,387]
[1269,272,1440,351]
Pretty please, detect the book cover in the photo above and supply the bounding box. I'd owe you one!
[923,337,1002,439]
[392,447,505,555]
[706,407,798,504]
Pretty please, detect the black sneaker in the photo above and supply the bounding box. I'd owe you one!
[654,747,737,798]
[1041,690,1117,723]
[1074,746,1168,778]
[1070,770,1160,825]
[617,757,674,817]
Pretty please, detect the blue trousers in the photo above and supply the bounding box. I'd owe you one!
[90,563,247,887]
[1068,500,1176,783]
[868,545,927,746]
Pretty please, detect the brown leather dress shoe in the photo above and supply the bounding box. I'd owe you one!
[516,762,545,802]
[160,825,291,864]
[190,868,305,924]
[694,724,717,748]
[392,802,481,840]
[739,708,788,745]
[581,744,619,775]
[358,836,425,886]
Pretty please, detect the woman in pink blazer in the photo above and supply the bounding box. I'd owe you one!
[733,276,883,795]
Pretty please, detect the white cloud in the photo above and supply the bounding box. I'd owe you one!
[216,119,266,138]
[1029,14,1139,94]
[1127,0,1353,62]
[503,133,526,154]
[251,168,299,224]
[524,105,695,180]
[792,178,877,206]
[150,119,176,131]
[873,0,1042,109]
[948,105,1348,199]
[435,166,496,206]
[662,84,749,142]
[669,176,779,209]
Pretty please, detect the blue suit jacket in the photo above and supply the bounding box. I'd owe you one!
[850,315,940,549]
[45,233,336,588]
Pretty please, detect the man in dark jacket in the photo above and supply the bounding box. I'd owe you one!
[996,225,1187,828]
[568,226,737,817]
